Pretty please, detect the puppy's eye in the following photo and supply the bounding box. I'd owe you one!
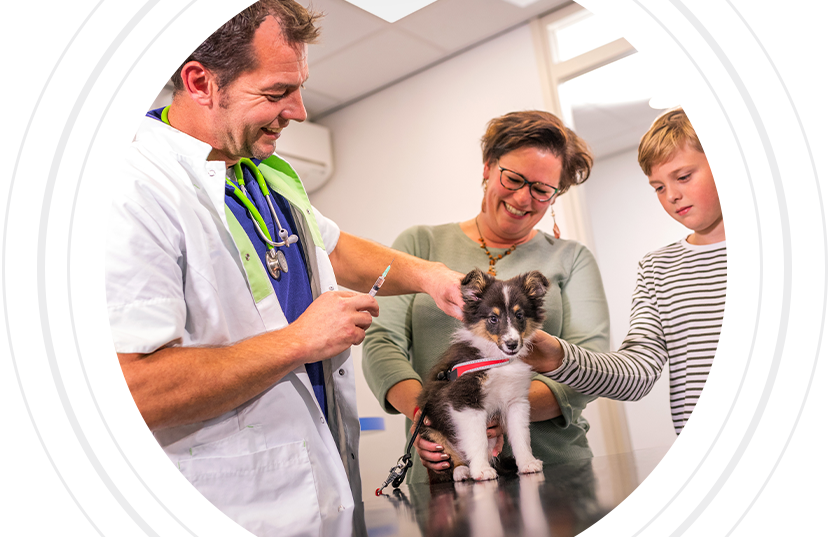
[488,315,499,325]
[515,311,524,320]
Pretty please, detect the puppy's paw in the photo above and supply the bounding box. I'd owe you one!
[453,465,471,482]
[518,458,544,474]
[471,466,498,481]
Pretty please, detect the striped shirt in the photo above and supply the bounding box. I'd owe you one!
[545,239,726,433]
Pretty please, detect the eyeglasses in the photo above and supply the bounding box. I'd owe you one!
[498,162,560,202]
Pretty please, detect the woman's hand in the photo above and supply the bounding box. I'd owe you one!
[411,411,450,471]
[412,410,504,471]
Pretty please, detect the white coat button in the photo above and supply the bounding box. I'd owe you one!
[329,286,335,291]
[338,505,346,512]
[320,417,325,424]
[208,170,215,177]
[339,369,345,376]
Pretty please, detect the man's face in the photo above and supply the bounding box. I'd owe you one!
[648,143,723,240]
[211,16,309,164]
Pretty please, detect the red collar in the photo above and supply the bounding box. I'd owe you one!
[448,357,510,381]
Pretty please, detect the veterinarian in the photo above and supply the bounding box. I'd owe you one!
[362,111,612,483]
[105,2,463,535]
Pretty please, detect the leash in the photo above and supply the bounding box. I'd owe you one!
[375,409,427,496]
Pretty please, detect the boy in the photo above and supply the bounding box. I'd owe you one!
[536,108,726,434]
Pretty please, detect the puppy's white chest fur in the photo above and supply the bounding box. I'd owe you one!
[479,360,534,413]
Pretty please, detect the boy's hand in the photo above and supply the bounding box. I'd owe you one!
[524,331,564,374]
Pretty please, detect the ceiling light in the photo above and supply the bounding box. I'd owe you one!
[502,0,542,7]
[343,0,439,23]
[648,96,681,110]
[549,11,624,63]
[558,53,681,113]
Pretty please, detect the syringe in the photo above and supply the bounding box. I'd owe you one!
[368,259,394,297]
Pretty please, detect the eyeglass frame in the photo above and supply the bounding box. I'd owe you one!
[497,162,560,203]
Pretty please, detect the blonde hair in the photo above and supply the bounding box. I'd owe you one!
[638,108,704,176]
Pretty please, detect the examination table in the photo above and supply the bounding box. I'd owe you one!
[363,445,672,536]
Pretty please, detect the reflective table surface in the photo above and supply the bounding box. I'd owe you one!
[363,445,672,537]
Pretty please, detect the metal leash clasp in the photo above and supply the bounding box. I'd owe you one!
[376,409,428,496]
[376,454,412,496]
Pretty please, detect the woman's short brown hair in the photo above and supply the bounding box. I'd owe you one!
[638,108,704,176]
[480,110,593,195]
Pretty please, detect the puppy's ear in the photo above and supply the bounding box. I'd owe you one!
[521,271,550,300]
[461,268,491,304]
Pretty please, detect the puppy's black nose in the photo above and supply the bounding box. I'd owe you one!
[505,340,519,351]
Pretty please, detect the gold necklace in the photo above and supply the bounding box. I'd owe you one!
[475,216,518,276]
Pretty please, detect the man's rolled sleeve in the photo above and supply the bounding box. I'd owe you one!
[106,190,187,354]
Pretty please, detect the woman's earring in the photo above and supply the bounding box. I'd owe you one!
[481,182,488,213]
[551,206,561,239]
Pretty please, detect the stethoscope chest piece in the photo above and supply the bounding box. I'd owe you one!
[266,249,288,279]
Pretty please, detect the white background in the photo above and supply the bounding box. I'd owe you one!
[1,0,827,535]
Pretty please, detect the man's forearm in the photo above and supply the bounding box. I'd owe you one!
[329,231,464,319]
[119,326,312,431]
[329,232,438,293]
[120,289,379,431]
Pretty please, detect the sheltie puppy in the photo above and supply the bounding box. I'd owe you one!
[417,268,550,483]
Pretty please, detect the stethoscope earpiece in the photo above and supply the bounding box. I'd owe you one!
[279,228,299,245]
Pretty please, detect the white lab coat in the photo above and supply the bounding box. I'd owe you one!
[106,117,361,537]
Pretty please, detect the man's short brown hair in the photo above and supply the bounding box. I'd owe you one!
[638,108,704,176]
[480,110,593,195]
[171,0,322,92]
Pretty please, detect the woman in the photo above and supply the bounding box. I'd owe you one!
[362,111,610,482]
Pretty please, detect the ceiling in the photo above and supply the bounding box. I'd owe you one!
[302,0,663,159]
[148,0,662,161]
[302,0,569,120]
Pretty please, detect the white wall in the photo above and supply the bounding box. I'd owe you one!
[309,25,560,246]
[580,148,686,450]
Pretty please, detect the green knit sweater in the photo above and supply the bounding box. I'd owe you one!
[362,223,611,483]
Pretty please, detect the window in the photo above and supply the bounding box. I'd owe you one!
[548,8,625,63]
[533,3,679,158]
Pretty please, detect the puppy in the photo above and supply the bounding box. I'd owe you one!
[417,268,550,482]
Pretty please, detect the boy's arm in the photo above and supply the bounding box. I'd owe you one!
[529,244,609,421]
[529,260,670,401]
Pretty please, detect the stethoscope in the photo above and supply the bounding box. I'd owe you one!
[226,158,299,280]
[159,106,299,280]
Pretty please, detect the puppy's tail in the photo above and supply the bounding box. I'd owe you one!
[493,455,518,475]
[421,427,461,484]
[427,467,456,484]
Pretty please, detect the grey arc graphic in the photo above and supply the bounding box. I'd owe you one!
[3,52,65,487]
[764,49,828,488]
